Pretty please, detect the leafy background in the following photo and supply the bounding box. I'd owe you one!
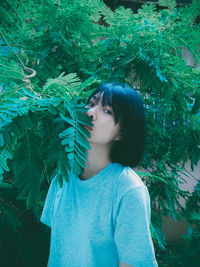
[0,0,200,266]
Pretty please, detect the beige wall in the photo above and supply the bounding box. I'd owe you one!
[136,161,199,241]
[162,161,199,241]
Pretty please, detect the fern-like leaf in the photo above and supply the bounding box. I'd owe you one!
[59,98,92,180]
[0,198,21,232]
[0,148,13,179]
[13,131,42,217]
[158,0,177,10]
[43,72,81,99]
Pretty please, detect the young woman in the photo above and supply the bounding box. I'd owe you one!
[41,82,158,267]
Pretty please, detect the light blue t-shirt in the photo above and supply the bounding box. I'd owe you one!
[40,163,158,267]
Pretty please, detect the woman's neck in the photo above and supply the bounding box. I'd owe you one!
[80,143,112,180]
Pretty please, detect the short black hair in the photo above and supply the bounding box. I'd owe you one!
[88,82,146,168]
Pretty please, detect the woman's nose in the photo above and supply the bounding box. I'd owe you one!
[87,106,97,121]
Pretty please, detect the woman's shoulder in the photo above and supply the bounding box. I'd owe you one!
[115,165,147,196]
[112,165,150,218]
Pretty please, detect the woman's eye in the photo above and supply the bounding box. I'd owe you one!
[103,108,112,115]
[87,101,94,107]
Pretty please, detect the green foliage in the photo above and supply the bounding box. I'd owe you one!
[158,0,177,10]
[0,0,200,265]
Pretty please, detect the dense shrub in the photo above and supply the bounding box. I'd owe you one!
[0,0,200,265]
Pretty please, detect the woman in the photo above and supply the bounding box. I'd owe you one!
[40,82,158,267]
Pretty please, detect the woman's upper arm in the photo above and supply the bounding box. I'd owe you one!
[114,187,157,266]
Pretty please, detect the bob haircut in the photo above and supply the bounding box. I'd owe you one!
[87,82,146,168]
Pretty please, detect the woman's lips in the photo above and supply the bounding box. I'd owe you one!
[83,125,92,131]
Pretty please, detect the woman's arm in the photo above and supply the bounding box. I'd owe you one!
[114,186,157,266]
[119,261,133,267]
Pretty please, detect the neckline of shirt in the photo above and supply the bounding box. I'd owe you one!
[72,162,117,186]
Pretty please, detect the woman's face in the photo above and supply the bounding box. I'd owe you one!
[85,93,121,146]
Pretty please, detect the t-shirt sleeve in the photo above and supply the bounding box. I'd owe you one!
[40,178,58,227]
[114,186,158,267]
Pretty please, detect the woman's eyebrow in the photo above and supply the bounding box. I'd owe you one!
[90,96,96,101]
[91,94,101,102]
[102,104,113,110]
